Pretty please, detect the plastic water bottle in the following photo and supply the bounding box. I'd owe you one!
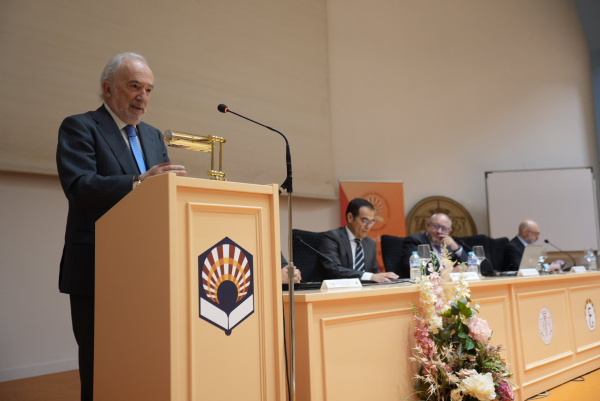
[410,251,422,280]
[467,252,479,275]
[585,249,597,270]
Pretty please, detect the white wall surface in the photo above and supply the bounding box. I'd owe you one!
[0,172,77,382]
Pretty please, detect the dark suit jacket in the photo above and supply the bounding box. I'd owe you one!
[400,232,469,278]
[56,104,169,295]
[501,236,525,271]
[317,227,379,279]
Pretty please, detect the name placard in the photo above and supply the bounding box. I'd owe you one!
[321,278,362,290]
[571,265,587,274]
[450,272,480,282]
[518,269,540,277]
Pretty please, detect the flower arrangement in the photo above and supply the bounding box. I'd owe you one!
[409,247,516,401]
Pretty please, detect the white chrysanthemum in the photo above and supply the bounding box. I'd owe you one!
[459,372,496,401]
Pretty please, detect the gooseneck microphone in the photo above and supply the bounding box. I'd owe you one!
[295,235,342,279]
[544,239,576,268]
[217,104,292,193]
[219,103,296,401]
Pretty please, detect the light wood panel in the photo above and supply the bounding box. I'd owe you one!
[285,272,600,401]
[95,175,285,401]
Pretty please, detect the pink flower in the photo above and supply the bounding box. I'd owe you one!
[441,362,453,374]
[467,316,492,344]
[497,381,514,401]
[414,317,435,359]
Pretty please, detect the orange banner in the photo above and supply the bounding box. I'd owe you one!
[339,181,405,271]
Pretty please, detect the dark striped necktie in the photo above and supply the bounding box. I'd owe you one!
[354,239,365,271]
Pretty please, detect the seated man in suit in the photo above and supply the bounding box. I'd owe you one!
[502,220,561,271]
[318,198,399,282]
[401,213,468,277]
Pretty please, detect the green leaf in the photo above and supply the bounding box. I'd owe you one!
[458,332,468,338]
[441,309,453,318]
[458,303,472,319]
[451,305,459,316]
[440,330,452,340]
[465,337,475,350]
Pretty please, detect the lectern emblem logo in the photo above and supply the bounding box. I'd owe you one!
[585,299,596,331]
[198,237,254,336]
[538,307,553,345]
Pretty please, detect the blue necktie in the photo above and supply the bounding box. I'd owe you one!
[124,125,147,174]
[355,239,365,271]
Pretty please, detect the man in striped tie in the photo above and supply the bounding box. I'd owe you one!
[317,198,399,282]
[57,53,186,401]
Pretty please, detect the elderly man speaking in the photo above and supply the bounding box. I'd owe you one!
[56,53,186,400]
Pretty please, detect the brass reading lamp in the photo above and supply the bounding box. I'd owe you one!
[162,130,227,181]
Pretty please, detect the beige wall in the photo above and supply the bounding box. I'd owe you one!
[1,0,598,382]
[325,0,598,235]
[0,172,77,381]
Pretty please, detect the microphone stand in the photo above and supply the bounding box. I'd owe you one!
[218,105,296,401]
[544,239,577,271]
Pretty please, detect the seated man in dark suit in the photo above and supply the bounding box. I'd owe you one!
[502,220,561,271]
[317,198,399,282]
[401,213,468,277]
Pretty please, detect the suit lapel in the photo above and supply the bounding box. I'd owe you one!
[94,105,139,175]
[137,122,159,168]
[339,227,354,268]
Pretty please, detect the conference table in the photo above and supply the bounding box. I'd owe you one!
[283,272,600,401]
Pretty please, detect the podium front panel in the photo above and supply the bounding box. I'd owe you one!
[96,175,285,401]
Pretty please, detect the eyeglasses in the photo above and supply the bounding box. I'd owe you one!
[431,223,451,233]
[359,217,377,228]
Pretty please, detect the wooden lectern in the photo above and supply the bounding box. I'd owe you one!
[94,174,286,401]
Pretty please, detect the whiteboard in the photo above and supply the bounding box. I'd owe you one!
[486,168,599,251]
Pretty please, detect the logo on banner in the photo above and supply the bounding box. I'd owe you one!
[364,193,388,230]
[586,299,596,331]
[538,307,553,345]
[198,237,254,336]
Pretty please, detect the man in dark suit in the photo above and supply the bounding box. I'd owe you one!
[401,213,468,277]
[501,219,561,271]
[56,53,186,401]
[317,198,399,282]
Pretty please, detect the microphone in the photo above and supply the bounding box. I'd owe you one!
[217,104,292,193]
[544,239,576,269]
[295,235,342,279]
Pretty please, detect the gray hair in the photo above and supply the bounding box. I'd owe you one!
[430,213,452,227]
[99,52,148,100]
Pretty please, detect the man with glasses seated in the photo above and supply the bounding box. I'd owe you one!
[502,219,562,272]
[401,213,468,277]
[318,198,399,282]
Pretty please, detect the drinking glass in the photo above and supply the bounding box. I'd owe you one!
[472,246,486,265]
[418,244,432,266]
[538,249,548,271]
